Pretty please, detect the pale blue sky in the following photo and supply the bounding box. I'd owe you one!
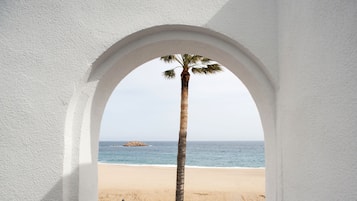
[100,58,264,141]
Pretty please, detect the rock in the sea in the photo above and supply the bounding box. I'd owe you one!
[123,141,148,147]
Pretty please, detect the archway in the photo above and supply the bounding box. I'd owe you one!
[63,25,277,201]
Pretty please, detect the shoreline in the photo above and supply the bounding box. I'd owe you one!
[98,163,265,201]
[98,162,265,169]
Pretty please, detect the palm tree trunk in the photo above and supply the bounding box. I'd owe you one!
[175,69,190,201]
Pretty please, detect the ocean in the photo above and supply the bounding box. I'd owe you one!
[98,141,265,168]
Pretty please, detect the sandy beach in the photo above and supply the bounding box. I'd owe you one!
[98,163,265,201]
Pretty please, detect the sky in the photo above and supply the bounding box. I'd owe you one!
[100,58,264,141]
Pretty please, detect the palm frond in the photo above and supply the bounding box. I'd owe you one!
[161,54,184,66]
[207,64,222,72]
[200,57,212,64]
[191,63,222,74]
[182,54,191,66]
[190,55,204,64]
[160,55,177,63]
[182,54,212,66]
[182,54,190,60]
[163,69,176,79]
[191,67,202,74]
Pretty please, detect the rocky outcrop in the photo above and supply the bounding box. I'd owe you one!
[123,141,148,147]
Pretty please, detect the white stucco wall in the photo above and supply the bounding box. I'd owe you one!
[278,1,357,200]
[0,1,356,201]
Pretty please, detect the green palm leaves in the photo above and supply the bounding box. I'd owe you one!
[160,54,222,79]
[191,63,222,74]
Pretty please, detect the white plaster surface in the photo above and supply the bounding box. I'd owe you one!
[0,1,356,201]
[278,1,357,200]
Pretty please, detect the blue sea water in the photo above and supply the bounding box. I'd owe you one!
[98,141,265,168]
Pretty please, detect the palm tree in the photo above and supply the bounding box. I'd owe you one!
[160,54,222,201]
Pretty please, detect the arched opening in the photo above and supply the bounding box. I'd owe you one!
[63,25,277,201]
[98,57,266,200]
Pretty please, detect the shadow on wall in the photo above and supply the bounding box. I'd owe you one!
[40,164,93,201]
[206,0,277,84]
[40,175,66,201]
[207,0,276,43]
[40,180,63,201]
[207,0,274,30]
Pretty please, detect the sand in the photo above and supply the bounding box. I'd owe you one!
[98,163,265,201]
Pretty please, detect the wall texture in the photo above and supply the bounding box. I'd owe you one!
[0,1,356,201]
[278,1,357,200]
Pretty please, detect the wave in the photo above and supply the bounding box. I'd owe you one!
[97,162,264,169]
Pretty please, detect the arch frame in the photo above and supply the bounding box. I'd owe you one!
[63,25,280,201]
